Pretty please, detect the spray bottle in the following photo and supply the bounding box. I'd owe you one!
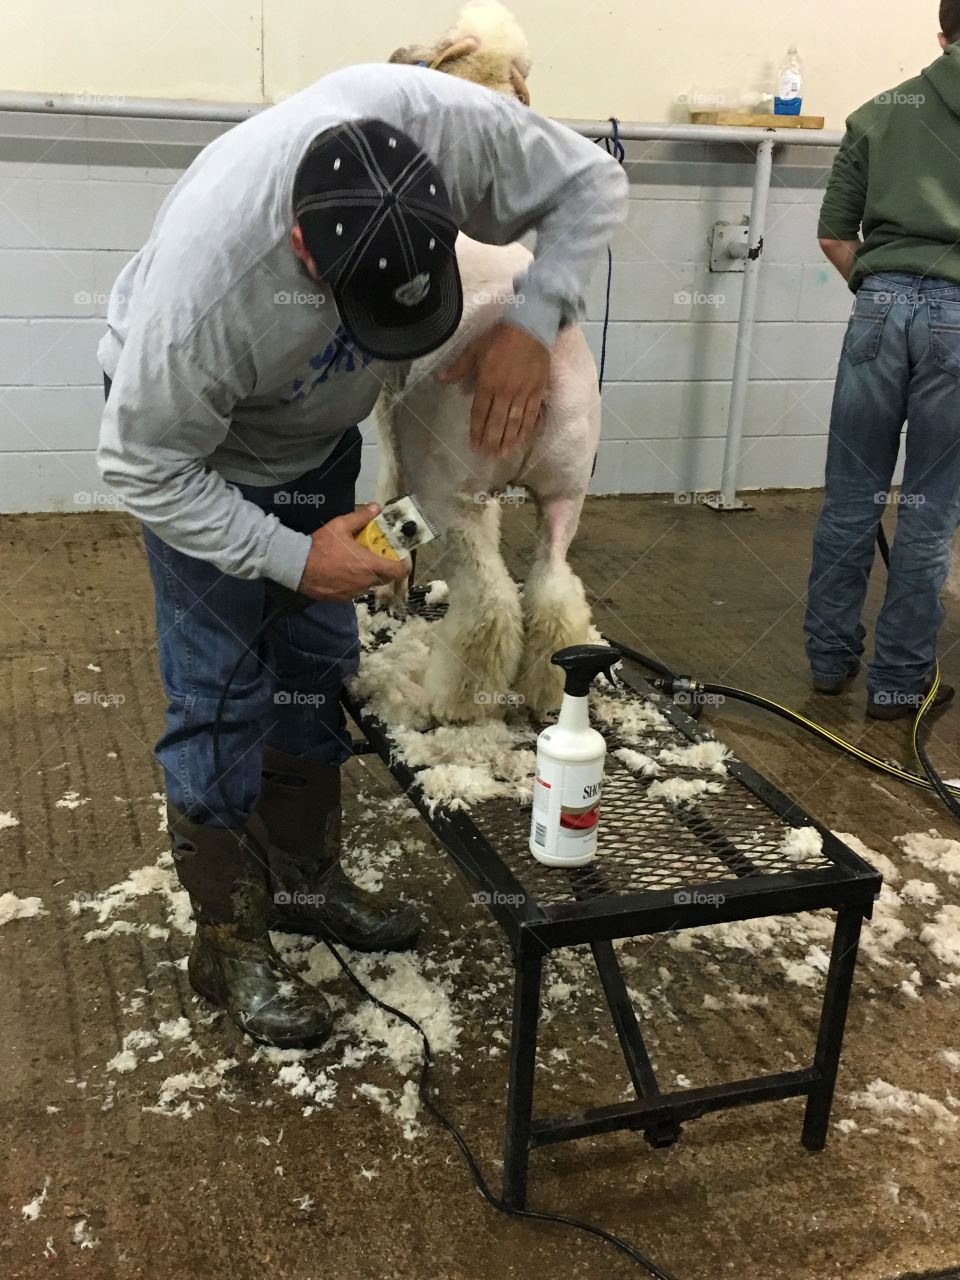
[530,645,621,868]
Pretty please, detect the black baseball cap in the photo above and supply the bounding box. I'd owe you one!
[293,118,463,361]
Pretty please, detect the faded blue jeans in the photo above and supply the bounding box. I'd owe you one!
[142,430,362,826]
[805,273,960,698]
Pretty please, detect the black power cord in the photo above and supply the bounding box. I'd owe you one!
[208,592,680,1280]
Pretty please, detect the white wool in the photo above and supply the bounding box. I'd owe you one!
[72,856,192,937]
[445,0,531,71]
[656,741,731,775]
[920,906,960,969]
[392,718,532,771]
[834,832,902,886]
[0,811,20,831]
[72,1219,99,1249]
[107,1028,158,1074]
[123,1028,157,1052]
[423,580,449,606]
[84,919,169,942]
[614,748,662,778]
[340,952,459,1072]
[21,1177,51,1221]
[941,1050,960,1072]
[390,719,536,812]
[647,777,723,807]
[860,886,910,968]
[782,961,820,989]
[275,1063,337,1106]
[351,612,434,730]
[146,1059,238,1117]
[682,858,913,981]
[901,879,942,907]
[0,892,46,925]
[592,691,669,740]
[898,830,960,885]
[55,790,89,810]
[415,763,508,813]
[352,611,537,811]
[356,1079,422,1141]
[848,1079,957,1133]
[835,1118,858,1135]
[158,1017,193,1042]
[730,992,769,1010]
[106,1048,139,1074]
[782,944,830,988]
[72,864,171,923]
[780,827,824,863]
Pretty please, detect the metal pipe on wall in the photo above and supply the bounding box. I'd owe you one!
[0,89,845,147]
[707,137,776,511]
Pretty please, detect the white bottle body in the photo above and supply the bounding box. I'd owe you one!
[530,697,606,867]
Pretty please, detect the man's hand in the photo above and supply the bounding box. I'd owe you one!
[298,505,408,603]
[819,237,861,283]
[439,322,551,458]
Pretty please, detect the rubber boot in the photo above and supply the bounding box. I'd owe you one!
[168,806,334,1049]
[258,746,421,952]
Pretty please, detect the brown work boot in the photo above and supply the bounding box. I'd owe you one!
[258,746,421,952]
[168,806,334,1049]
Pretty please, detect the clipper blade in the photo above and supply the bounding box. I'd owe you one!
[355,493,439,561]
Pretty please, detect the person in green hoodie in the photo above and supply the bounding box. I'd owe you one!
[805,1,960,719]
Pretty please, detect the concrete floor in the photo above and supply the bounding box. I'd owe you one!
[2,492,960,1280]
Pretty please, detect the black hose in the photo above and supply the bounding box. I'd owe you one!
[604,518,960,823]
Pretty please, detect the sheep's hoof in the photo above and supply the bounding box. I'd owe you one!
[372,580,409,616]
[427,687,503,725]
[515,662,566,720]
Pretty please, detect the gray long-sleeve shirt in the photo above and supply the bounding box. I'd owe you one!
[97,63,628,590]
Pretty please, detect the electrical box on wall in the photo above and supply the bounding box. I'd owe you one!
[711,222,750,273]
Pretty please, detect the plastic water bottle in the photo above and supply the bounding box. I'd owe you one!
[775,45,804,116]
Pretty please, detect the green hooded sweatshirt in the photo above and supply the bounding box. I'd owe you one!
[819,43,960,292]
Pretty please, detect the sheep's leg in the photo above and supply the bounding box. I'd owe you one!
[371,380,412,614]
[427,500,524,723]
[516,494,592,718]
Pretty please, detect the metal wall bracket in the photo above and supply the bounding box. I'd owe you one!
[711,221,750,273]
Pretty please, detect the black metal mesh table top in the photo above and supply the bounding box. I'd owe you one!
[349,587,880,927]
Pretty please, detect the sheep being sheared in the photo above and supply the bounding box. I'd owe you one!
[375,1,602,724]
[375,233,600,724]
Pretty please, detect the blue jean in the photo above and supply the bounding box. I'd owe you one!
[805,273,960,697]
[142,430,362,826]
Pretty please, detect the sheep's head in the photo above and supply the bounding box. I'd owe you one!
[389,0,532,106]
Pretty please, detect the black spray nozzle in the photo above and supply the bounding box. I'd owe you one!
[551,644,621,697]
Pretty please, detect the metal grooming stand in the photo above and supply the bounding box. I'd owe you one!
[343,593,882,1211]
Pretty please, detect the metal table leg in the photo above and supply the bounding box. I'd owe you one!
[502,942,544,1210]
[802,906,865,1151]
[591,940,681,1147]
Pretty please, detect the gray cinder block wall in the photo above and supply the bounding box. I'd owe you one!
[0,113,850,513]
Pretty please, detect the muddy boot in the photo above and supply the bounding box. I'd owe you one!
[168,806,334,1049]
[258,746,421,952]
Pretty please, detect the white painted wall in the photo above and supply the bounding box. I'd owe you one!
[0,0,945,128]
[0,111,850,512]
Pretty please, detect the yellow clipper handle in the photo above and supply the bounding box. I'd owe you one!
[354,518,403,561]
